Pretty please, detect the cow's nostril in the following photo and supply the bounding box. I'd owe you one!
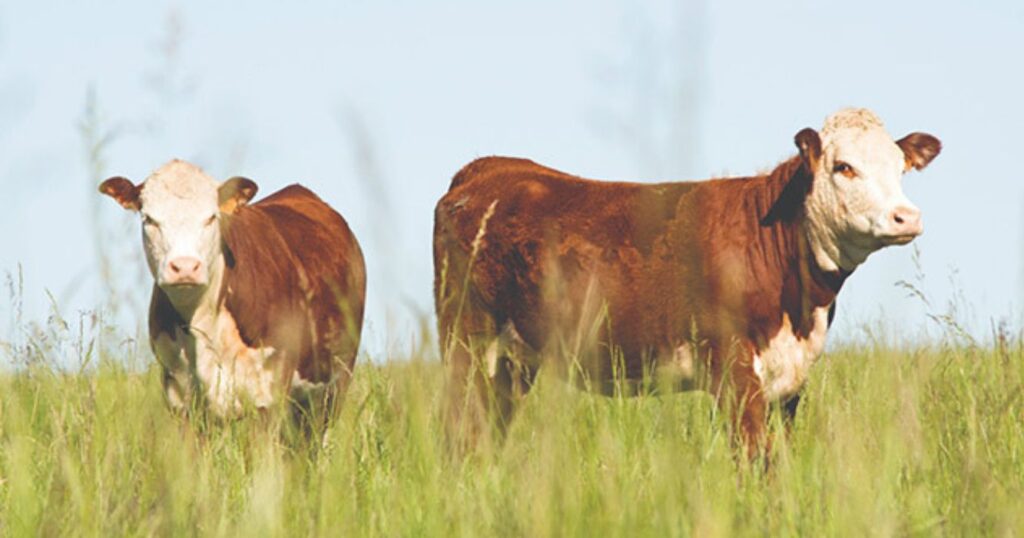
[894,213,905,224]
[168,257,201,276]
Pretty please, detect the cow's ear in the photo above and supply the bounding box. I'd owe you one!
[794,127,822,172]
[896,132,941,171]
[98,176,141,211]
[219,176,258,214]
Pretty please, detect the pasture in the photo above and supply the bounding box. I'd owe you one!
[1,303,1021,536]
[2,3,1021,536]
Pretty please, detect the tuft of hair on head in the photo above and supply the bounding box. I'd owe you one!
[820,108,885,138]
[151,160,217,198]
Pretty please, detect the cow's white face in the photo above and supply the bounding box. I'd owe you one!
[99,160,257,307]
[799,109,941,272]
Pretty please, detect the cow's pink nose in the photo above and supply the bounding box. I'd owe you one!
[167,257,202,283]
[890,206,923,236]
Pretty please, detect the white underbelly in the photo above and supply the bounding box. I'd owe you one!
[153,309,286,417]
[195,339,279,416]
[752,307,830,402]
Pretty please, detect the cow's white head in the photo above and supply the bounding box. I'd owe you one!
[794,108,941,272]
[100,160,257,306]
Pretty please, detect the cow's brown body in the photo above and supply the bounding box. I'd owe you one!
[151,184,366,419]
[434,155,844,452]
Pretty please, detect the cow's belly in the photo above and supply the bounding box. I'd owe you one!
[152,309,287,418]
[752,307,830,402]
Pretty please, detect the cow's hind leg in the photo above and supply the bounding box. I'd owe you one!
[487,325,539,436]
[441,308,537,453]
[287,386,326,447]
[287,360,353,450]
[442,322,496,453]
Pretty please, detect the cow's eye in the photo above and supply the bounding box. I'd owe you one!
[833,161,856,178]
[205,215,217,226]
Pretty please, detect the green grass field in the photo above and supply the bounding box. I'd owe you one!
[1,316,1022,537]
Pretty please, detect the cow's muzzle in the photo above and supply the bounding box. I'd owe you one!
[879,206,923,245]
[162,256,207,286]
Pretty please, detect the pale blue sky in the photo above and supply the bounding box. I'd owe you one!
[1,0,1022,356]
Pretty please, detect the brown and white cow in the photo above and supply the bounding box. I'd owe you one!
[100,160,366,423]
[433,108,940,454]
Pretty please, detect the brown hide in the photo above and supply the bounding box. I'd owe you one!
[434,155,846,453]
[151,184,366,387]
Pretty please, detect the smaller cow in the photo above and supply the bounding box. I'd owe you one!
[100,160,365,426]
[433,108,940,456]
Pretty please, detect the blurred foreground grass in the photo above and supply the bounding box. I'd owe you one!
[1,330,1022,536]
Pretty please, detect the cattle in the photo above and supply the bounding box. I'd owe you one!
[433,108,941,456]
[100,160,366,427]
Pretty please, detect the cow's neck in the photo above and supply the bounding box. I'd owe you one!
[793,221,848,321]
[803,217,845,274]
[756,159,848,330]
[802,187,868,273]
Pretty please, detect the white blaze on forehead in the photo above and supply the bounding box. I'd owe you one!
[803,108,919,272]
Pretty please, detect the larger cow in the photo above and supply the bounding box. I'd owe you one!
[433,108,940,454]
[100,160,365,425]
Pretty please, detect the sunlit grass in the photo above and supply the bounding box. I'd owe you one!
[1,324,1022,536]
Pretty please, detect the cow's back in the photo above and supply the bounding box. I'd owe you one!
[434,157,714,363]
[442,157,697,249]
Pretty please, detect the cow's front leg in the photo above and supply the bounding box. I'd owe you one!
[710,340,770,462]
[780,391,802,433]
[153,331,197,415]
[735,385,769,462]
[161,367,193,414]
